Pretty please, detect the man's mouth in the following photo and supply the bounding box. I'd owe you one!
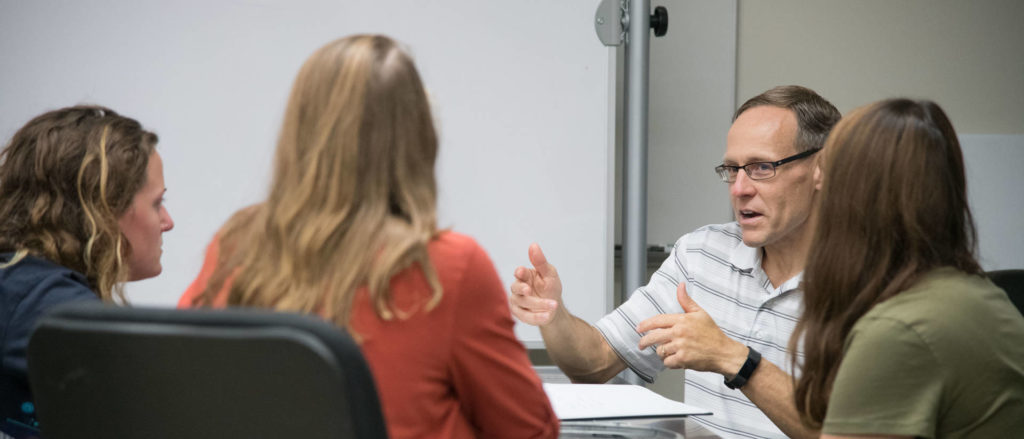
[739,209,763,221]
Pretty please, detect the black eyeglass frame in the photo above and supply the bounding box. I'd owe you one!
[714,148,821,183]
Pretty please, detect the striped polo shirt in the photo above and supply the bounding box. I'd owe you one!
[594,222,803,439]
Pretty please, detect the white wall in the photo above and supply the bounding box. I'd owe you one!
[0,0,616,346]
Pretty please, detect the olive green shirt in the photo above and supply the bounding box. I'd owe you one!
[823,268,1024,438]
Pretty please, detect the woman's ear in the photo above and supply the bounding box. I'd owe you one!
[813,164,823,191]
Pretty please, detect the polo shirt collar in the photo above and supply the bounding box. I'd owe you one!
[728,241,761,273]
[777,271,804,294]
[728,244,804,295]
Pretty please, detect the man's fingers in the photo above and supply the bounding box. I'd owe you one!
[509,279,534,298]
[676,282,703,313]
[636,313,677,333]
[513,265,535,284]
[637,327,672,350]
[657,343,679,359]
[509,279,526,297]
[509,294,558,326]
[510,290,558,312]
[511,308,553,326]
[528,243,558,278]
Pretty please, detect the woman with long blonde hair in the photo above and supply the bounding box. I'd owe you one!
[180,35,557,438]
[791,98,1024,438]
[0,105,174,434]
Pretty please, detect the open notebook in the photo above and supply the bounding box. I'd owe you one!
[543,383,712,421]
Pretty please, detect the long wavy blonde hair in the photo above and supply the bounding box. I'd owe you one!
[194,35,442,328]
[0,106,157,302]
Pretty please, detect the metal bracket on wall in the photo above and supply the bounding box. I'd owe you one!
[595,0,668,46]
[594,0,628,46]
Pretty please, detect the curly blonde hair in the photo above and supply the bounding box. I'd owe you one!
[0,105,157,302]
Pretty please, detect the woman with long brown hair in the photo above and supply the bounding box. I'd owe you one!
[179,35,557,438]
[0,105,174,433]
[791,98,1024,438]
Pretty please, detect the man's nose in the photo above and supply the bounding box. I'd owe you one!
[730,170,756,198]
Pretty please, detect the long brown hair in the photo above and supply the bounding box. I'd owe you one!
[193,35,442,328]
[791,98,982,427]
[0,105,157,301]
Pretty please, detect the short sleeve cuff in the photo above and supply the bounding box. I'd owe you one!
[823,419,932,438]
[594,310,664,383]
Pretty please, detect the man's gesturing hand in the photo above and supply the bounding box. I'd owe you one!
[636,283,747,375]
[509,243,563,326]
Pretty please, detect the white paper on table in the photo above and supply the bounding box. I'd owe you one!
[543,383,712,421]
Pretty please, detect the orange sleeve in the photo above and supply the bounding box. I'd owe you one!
[178,236,224,308]
[448,242,559,438]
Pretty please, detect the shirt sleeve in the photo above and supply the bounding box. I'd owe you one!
[449,242,559,439]
[593,239,687,382]
[823,316,943,438]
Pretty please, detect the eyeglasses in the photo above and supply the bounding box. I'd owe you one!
[714,148,821,183]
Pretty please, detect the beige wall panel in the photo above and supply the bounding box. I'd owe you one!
[737,0,1024,134]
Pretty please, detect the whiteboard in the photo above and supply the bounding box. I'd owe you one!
[0,0,615,345]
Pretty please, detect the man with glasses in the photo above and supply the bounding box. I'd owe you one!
[510,86,840,439]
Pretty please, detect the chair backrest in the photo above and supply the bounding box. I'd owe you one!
[27,302,388,439]
[988,269,1024,317]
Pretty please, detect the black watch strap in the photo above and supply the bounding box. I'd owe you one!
[723,346,762,390]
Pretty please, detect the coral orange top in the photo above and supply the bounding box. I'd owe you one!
[179,231,558,439]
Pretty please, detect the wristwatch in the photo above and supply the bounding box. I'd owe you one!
[723,346,762,390]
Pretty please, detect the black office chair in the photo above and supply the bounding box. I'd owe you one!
[987,269,1024,317]
[27,302,388,439]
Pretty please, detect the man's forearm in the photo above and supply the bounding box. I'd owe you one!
[740,360,819,439]
[539,307,625,383]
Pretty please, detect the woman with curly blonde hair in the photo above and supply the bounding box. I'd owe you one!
[180,35,557,438]
[0,105,174,432]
